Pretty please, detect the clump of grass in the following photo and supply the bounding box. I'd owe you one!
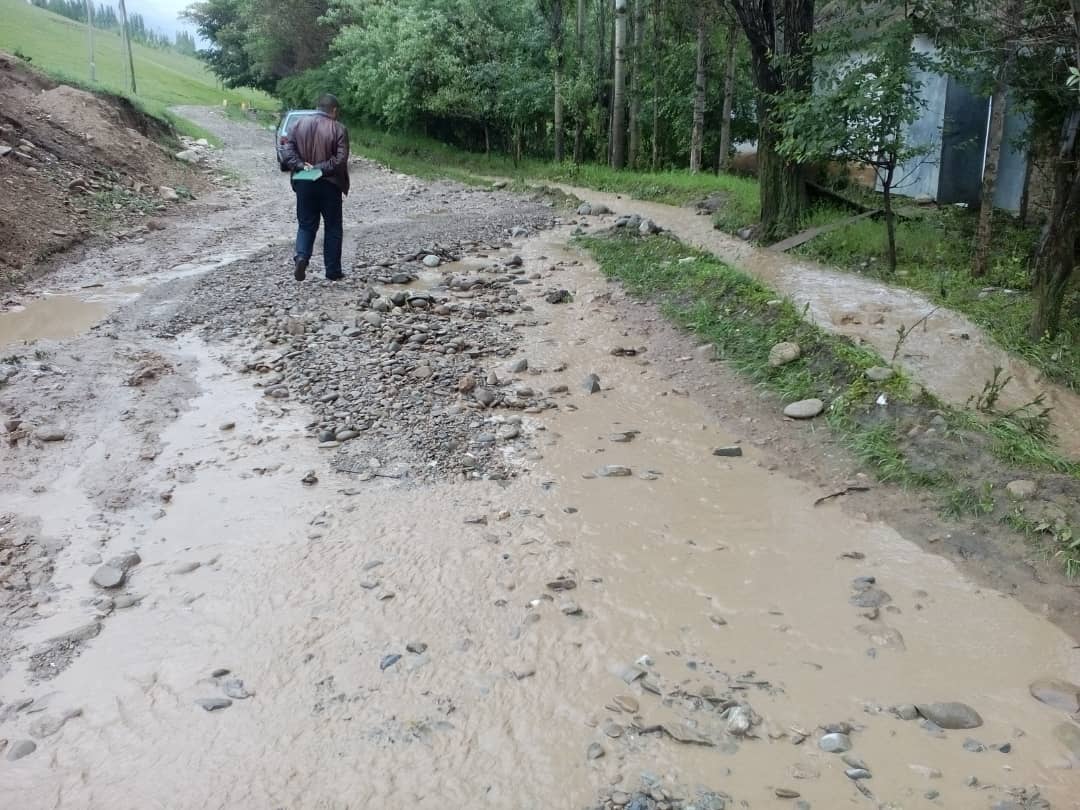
[941,482,996,519]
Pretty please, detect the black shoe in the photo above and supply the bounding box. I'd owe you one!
[294,256,308,281]
[325,273,344,281]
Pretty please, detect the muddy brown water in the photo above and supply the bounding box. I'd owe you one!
[548,184,1080,459]
[2,234,1078,809]
[1,116,1078,808]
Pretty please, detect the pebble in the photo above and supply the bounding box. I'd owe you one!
[783,398,824,419]
[583,373,601,393]
[171,561,201,575]
[604,720,625,738]
[1005,479,1037,499]
[845,768,871,780]
[597,465,632,477]
[850,587,891,608]
[613,695,639,713]
[587,742,605,760]
[33,425,67,442]
[222,678,253,699]
[775,788,801,799]
[195,697,232,711]
[406,642,428,654]
[219,421,236,431]
[818,732,852,753]
[712,446,742,457]
[6,739,36,761]
[864,366,894,382]
[895,703,919,721]
[380,654,402,671]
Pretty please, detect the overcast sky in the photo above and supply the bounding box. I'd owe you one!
[127,0,196,37]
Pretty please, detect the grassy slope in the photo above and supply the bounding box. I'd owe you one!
[0,0,274,137]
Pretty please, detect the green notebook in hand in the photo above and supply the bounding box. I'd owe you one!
[293,168,322,181]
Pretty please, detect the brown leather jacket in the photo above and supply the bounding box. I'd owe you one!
[283,112,350,196]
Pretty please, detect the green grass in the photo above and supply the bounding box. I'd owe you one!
[578,229,1080,574]
[348,126,754,206]
[0,0,274,137]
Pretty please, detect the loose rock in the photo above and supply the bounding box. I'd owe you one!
[768,342,802,367]
[783,398,825,419]
[915,702,983,730]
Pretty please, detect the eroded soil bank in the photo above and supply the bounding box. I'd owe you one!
[1,110,1078,810]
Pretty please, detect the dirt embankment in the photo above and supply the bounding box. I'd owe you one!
[0,52,199,281]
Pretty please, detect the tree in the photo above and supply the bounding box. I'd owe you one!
[717,11,739,171]
[688,3,708,173]
[611,0,629,167]
[539,0,566,161]
[627,0,645,166]
[777,19,933,272]
[728,0,814,240]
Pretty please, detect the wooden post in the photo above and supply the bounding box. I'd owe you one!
[118,0,137,94]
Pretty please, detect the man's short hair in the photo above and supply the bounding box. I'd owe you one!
[317,93,340,114]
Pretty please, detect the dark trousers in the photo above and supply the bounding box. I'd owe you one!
[294,178,343,279]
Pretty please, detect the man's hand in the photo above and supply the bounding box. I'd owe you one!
[303,163,313,170]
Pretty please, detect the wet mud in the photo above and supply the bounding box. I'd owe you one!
[0,111,1078,809]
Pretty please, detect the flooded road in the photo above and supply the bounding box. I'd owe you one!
[1,112,1079,810]
[548,184,1080,459]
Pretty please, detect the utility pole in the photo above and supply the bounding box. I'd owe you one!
[85,0,95,82]
[118,0,137,94]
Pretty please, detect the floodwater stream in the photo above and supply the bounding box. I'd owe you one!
[549,184,1080,459]
[1,230,1077,809]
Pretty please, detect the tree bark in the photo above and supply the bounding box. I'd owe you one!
[651,0,662,170]
[611,0,629,168]
[729,0,812,239]
[551,0,565,162]
[597,0,609,162]
[628,0,645,168]
[1029,110,1080,339]
[573,0,586,163]
[972,0,1022,278]
[689,6,707,174]
[882,159,898,274]
[717,16,738,173]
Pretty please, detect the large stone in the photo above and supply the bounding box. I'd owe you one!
[109,550,142,572]
[865,366,895,382]
[175,149,200,163]
[583,373,601,394]
[914,702,983,729]
[91,564,125,589]
[769,341,802,367]
[33,425,67,442]
[1005,480,1038,500]
[159,185,180,201]
[783,398,825,419]
[1029,679,1080,713]
[422,254,441,268]
[818,733,852,753]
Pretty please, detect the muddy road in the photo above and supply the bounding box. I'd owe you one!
[1,109,1079,810]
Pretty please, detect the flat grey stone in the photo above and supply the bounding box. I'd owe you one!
[818,732,852,753]
[6,739,36,761]
[91,564,125,589]
[783,398,824,419]
[1029,678,1080,713]
[865,366,895,382]
[915,702,983,729]
[195,697,232,711]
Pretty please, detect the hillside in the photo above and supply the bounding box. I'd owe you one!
[0,0,275,127]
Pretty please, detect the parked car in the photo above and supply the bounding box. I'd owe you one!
[275,109,317,170]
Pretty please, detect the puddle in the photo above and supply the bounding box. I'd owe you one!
[1,235,1077,809]
[0,295,110,347]
[550,183,1080,458]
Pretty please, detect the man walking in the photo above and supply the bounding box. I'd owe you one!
[282,94,350,281]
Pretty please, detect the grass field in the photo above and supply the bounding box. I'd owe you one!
[0,0,275,137]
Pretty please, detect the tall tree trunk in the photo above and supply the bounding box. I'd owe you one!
[628,0,645,167]
[573,0,586,163]
[611,0,628,168]
[1030,110,1080,339]
[972,0,1022,278]
[689,7,707,173]
[729,0,812,239]
[717,17,738,173]
[551,0,565,162]
[651,0,661,170]
[597,0,609,162]
[882,158,898,274]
